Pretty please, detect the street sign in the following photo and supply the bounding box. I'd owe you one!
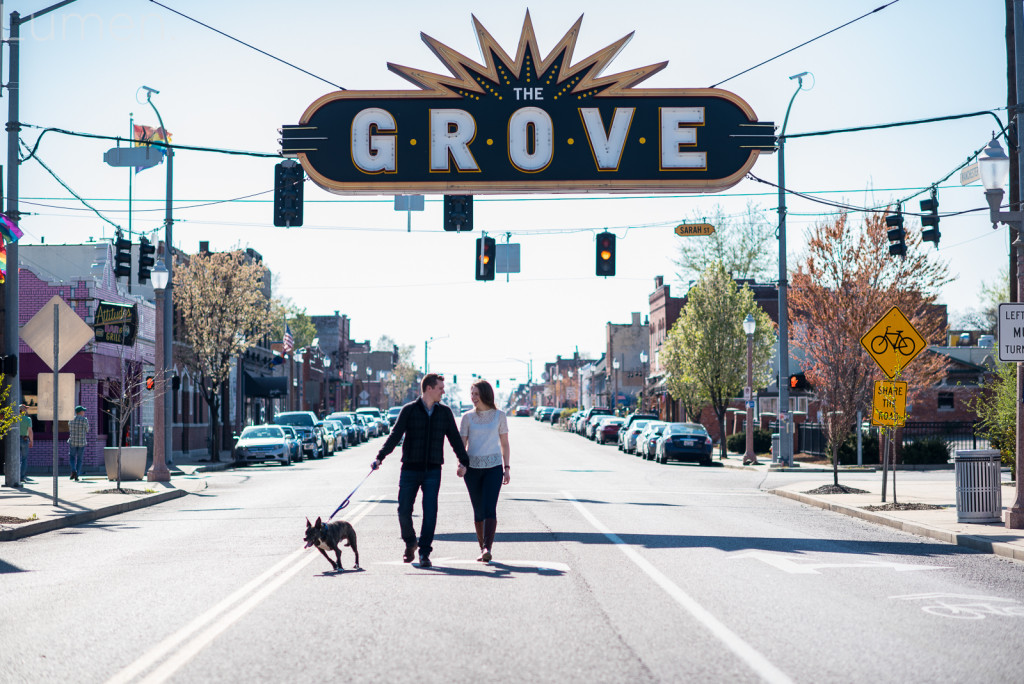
[280,14,774,196]
[36,373,76,421]
[745,400,755,409]
[495,243,521,273]
[959,163,980,186]
[871,380,907,427]
[860,306,927,379]
[674,223,715,236]
[393,195,424,211]
[93,301,138,346]
[103,146,162,169]
[20,295,95,371]
[997,303,1024,361]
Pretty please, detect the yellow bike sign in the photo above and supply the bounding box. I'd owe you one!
[860,306,927,379]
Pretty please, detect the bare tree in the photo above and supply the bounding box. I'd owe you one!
[674,201,775,283]
[175,251,274,461]
[790,212,951,487]
[99,343,163,490]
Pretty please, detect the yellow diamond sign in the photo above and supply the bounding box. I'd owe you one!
[860,306,927,379]
[872,380,907,427]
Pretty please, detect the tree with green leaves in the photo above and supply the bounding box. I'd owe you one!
[661,262,776,458]
[971,360,1016,478]
[175,251,274,460]
[269,298,317,350]
[674,201,775,284]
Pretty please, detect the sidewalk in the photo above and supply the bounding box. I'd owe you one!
[0,453,233,541]
[719,454,1024,562]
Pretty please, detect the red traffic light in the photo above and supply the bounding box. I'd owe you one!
[145,376,155,390]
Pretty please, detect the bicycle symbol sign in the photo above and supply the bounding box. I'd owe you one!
[860,306,927,378]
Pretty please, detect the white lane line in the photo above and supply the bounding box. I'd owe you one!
[106,499,379,684]
[562,490,795,684]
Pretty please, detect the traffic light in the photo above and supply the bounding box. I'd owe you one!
[114,234,132,279]
[172,375,181,391]
[444,195,473,231]
[145,376,155,391]
[596,231,616,276]
[138,236,155,284]
[920,193,940,246]
[789,373,810,391]
[475,236,495,281]
[273,160,304,227]
[885,212,905,258]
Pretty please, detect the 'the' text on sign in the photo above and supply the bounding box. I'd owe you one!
[872,381,907,427]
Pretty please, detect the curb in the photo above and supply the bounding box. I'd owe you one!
[719,461,876,474]
[0,488,187,542]
[769,488,1024,562]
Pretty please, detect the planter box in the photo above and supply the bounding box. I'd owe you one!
[104,447,147,481]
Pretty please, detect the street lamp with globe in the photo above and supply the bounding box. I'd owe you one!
[147,260,171,482]
[742,314,758,465]
[639,350,649,412]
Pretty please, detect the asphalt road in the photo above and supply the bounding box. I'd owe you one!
[2,418,1023,684]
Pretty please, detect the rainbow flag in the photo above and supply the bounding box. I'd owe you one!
[133,124,172,173]
[0,213,23,243]
[0,236,7,284]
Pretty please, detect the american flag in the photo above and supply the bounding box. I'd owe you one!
[283,323,294,354]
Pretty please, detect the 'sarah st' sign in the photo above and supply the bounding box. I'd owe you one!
[281,13,775,195]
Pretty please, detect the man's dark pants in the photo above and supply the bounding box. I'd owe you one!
[397,467,441,557]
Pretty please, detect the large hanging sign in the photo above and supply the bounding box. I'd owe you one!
[280,13,775,195]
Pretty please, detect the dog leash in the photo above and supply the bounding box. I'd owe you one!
[329,464,378,520]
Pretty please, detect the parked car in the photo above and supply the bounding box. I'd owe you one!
[278,425,302,462]
[355,413,376,439]
[654,422,714,466]
[317,421,337,454]
[577,407,612,435]
[585,413,611,440]
[637,422,668,459]
[620,420,652,453]
[234,425,293,466]
[597,417,625,444]
[387,406,402,427]
[273,411,324,459]
[356,407,389,435]
[620,412,659,445]
[515,405,531,417]
[534,406,551,421]
[544,408,562,424]
[324,420,347,450]
[327,412,360,445]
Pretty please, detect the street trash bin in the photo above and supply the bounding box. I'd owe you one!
[771,433,781,464]
[954,449,1002,523]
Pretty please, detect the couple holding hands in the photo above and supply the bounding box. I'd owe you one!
[373,373,511,568]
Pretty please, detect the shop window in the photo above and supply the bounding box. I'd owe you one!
[937,392,954,411]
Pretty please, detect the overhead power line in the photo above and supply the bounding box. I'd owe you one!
[19,138,121,232]
[20,124,280,161]
[710,1,901,88]
[147,0,345,91]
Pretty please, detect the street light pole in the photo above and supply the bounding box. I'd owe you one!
[148,261,170,481]
[143,86,174,467]
[743,314,757,465]
[776,71,809,469]
[639,351,649,412]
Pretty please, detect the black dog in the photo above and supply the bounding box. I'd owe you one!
[304,516,360,571]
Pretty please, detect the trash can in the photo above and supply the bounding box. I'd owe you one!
[771,433,781,464]
[954,449,1002,523]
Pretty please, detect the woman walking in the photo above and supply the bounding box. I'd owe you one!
[457,379,510,562]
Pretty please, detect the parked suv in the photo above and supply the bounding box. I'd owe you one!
[273,411,325,459]
[577,407,612,435]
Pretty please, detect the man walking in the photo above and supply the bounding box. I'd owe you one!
[68,405,89,481]
[19,404,34,483]
[372,373,469,568]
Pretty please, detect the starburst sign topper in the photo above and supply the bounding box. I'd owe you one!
[281,13,775,195]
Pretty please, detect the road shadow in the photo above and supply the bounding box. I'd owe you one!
[0,559,26,573]
[433,530,975,559]
[412,562,566,579]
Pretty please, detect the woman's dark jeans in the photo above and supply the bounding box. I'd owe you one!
[464,465,503,521]
[398,467,442,556]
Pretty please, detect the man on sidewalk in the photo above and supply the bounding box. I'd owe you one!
[372,373,470,568]
[68,405,89,481]
[19,404,34,483]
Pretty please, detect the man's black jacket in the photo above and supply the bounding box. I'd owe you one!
[376,399,470,469]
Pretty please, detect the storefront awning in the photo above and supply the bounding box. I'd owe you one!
[244,373,288,398]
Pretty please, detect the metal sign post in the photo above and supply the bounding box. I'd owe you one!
[51,304,59,506]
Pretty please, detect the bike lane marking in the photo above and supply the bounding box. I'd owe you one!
[563,490,795,684]
[105,497,380,684]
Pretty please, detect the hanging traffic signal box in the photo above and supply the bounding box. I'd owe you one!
[137,236,155,284]
[789,373,810,391]
[444,195,473,231]
[114,235,132,278]
[920,196,940,246]
[273,161,304,227]
[145,376,155,391]
[596,232,616,276]
[885,212,905,257]
[475,236,495,281]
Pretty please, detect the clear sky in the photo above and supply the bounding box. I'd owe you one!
[5,0,1008,403]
